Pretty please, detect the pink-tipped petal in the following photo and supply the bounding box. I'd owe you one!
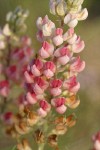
[24,71,34,83]
[53,35,63,46]
[58,55,70,65]
[72,40,85,53]
[43,69,54,78]
[31,65,41,76]
[56,105,67,114]
[39,47,50,58]
[33,84,43,95]
[70,82,80,93]
[67,34,77,44]
[37,108,47,117]
[26,92,37,105]
[50,88,61,96]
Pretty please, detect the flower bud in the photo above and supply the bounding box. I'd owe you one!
[56,1,67,16]
[50,0,67,16]
[43,61,56,78]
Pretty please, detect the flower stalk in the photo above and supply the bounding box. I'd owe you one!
[0,1,88,150]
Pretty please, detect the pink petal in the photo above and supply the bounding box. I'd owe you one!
[67,34,77,44]
[56,28,63,36]
[31,65,41,76]
[37,108,47,117]
[54,48,61,57]
[53,35,63,46]
[58,55,70,65]
[26,92,37,105]
[50,88,61,96]
[70,82,80,93]
[24,71,34,83]
[72,40,85,53]
[70,57,85,72]
[56,105,67,114]
[43,69,54,78]
[33,84,43,94]
[39,48,50,58]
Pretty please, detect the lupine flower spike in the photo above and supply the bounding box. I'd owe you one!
[1,0,88,150]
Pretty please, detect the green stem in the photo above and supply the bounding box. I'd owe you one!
[38,143,45,150]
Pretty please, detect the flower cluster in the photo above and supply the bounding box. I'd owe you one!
[1,0,88,150]
[92,131,100,150]
[25,19,86,119]
[0,7,33,114]
[50,0,88,28]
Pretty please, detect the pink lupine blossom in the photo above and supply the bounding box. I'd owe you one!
[24,71,34,83]
[28,59,43,77]
[37,100,51,117]
[64,13,78,28]
[63,76,80,93]
[36,15,55,41]
[70,56,85,73]
[39,41,54,58]
[43,61,56,78]
[50,79,62,96]
[26,92,38,105]
[92,132,100,150]
[53,28,63,46]
[64,8,88,28]
[51,97,67,114]
[63,28,77,44]
[71,36,85,53]
[54,46,72,65]
[0,80,9,97]
[33,77,48,95]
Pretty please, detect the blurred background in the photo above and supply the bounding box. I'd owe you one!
[0,0,100,150]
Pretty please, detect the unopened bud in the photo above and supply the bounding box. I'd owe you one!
[56,1,67,16]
